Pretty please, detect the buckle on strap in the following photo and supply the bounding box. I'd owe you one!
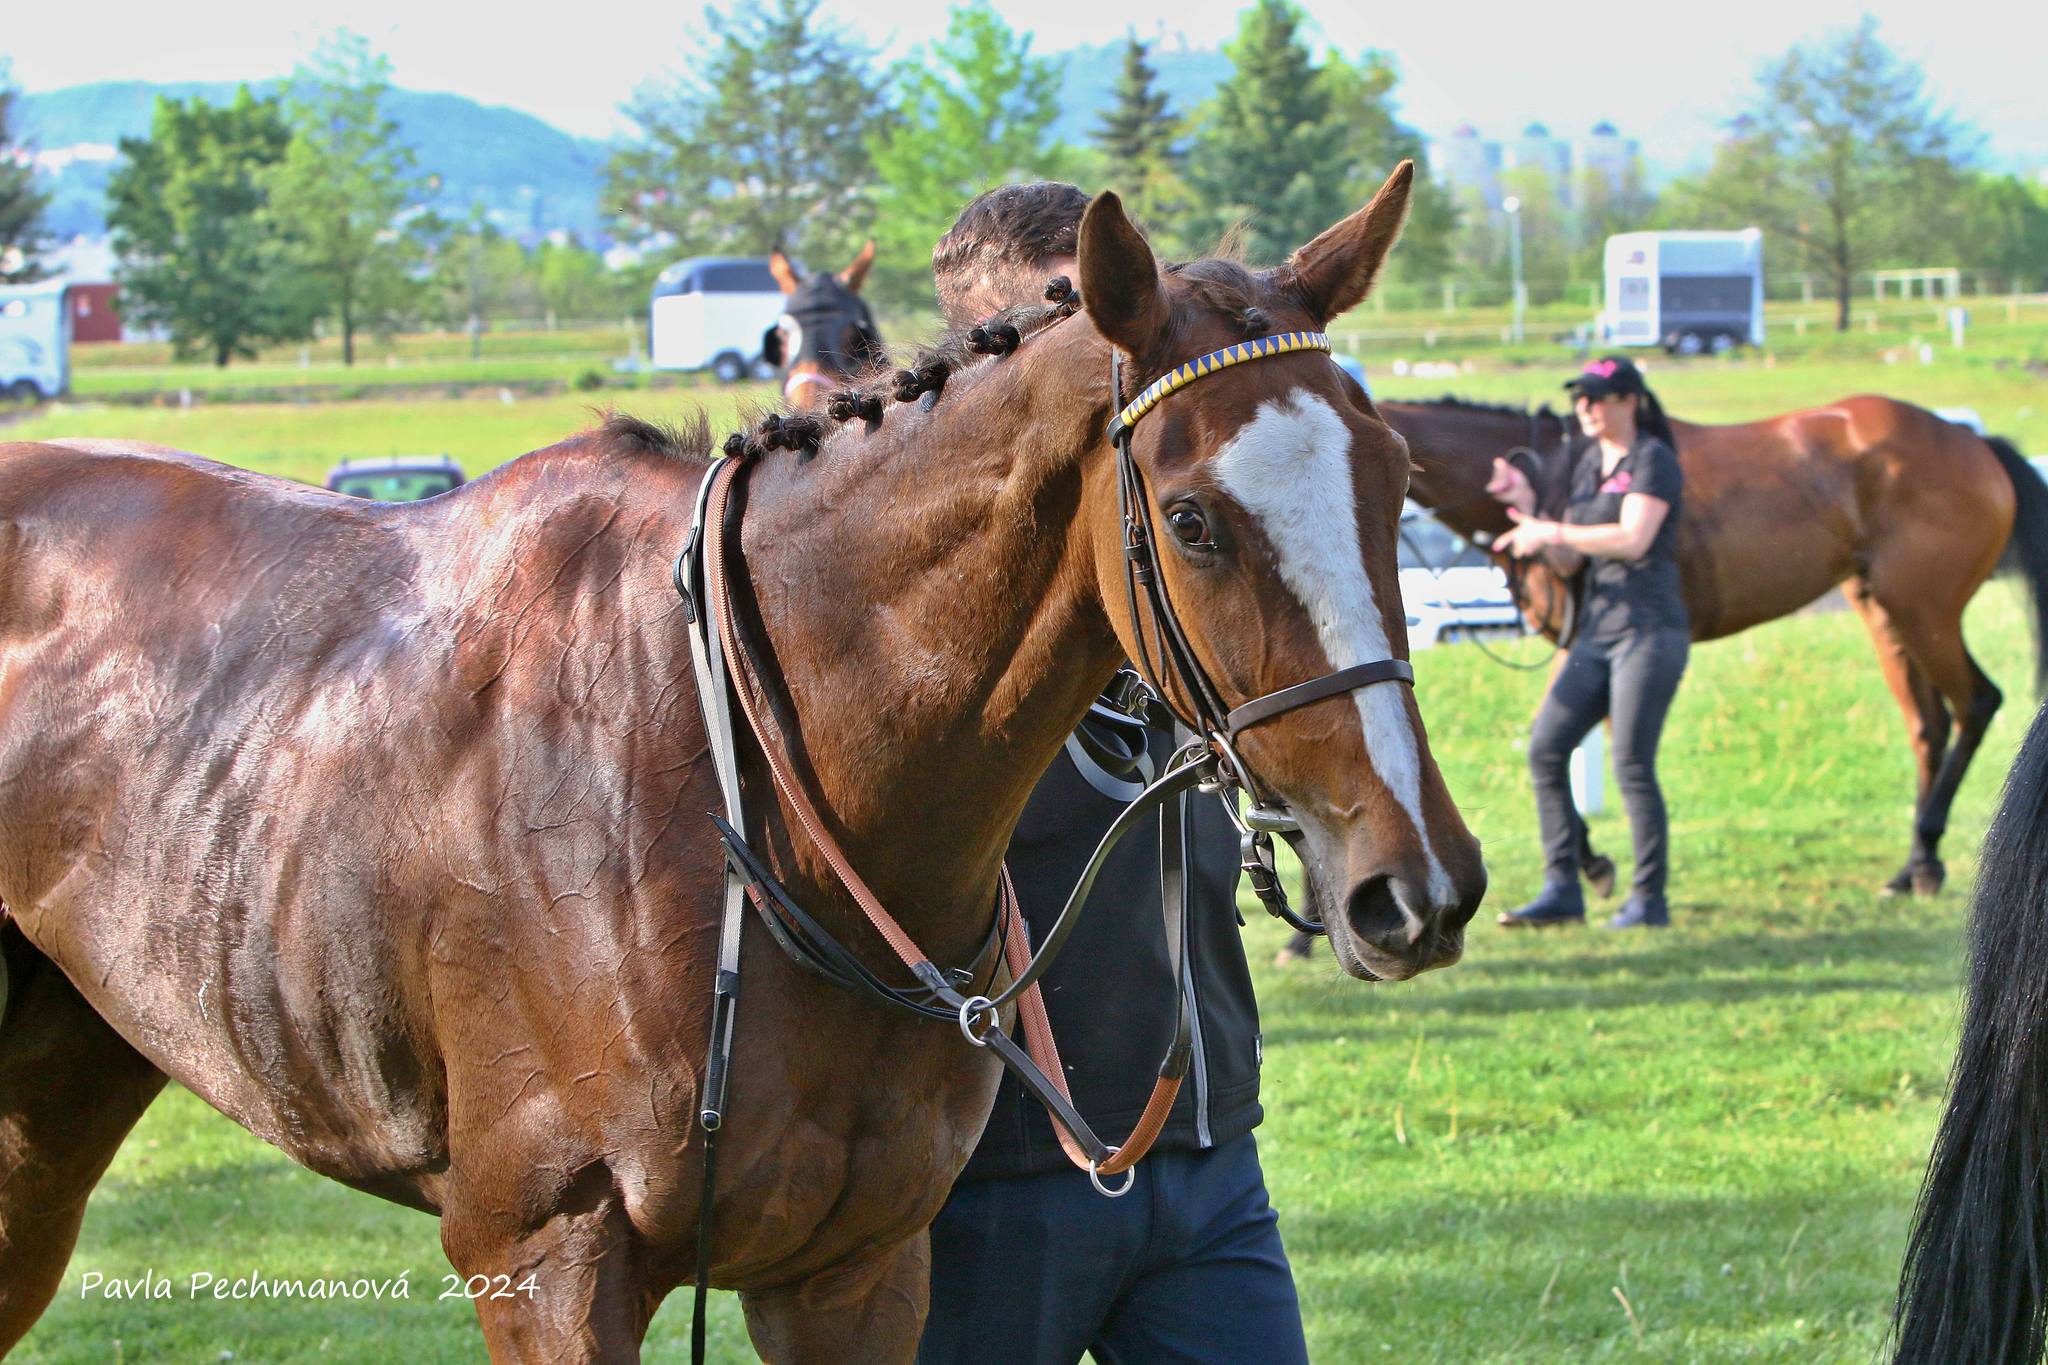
[1224,659,1414,737]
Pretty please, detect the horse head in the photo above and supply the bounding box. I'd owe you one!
[764,241,885,410]
[1075,162,1487,980]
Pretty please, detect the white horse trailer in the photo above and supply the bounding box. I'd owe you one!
[647,256,788,383]
[1602,230,1764,355]
[0,282,71,402]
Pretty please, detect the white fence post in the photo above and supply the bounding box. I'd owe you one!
[1571,727,1605,816]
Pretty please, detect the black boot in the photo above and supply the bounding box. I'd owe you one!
[1606,895,1670,929]
[1497,879,1585,928]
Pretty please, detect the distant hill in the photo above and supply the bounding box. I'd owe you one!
[18,81,612,243]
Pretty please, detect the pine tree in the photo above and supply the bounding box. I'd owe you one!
[1183,0,1348,264]
[1092,35,1186,239]
[0,75,51,284]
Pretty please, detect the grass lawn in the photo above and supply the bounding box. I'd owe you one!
[0,388,778,487]
[10,529,2030,1360]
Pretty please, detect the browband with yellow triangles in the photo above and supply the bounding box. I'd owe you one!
[1108,330,1333,444]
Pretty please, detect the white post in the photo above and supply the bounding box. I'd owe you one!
[1503,197,1525,345]
[1949,307,1967,349]
[1570,727,1605,815]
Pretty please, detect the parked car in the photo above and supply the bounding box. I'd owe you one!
[1397,504,1522,649]
[324,455,466,502]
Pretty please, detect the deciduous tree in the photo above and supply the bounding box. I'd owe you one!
[1661,18,1975,330]
[106,89,308,366]
[866,2,1072,306]
[268,32,427,365]
[609,0,890,267]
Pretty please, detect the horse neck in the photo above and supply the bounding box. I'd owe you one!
[731,321,1126,955]
[1392,402,1567,538]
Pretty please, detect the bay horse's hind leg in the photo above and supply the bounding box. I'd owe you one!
[1844,580,1957,894]
[0,924,167,1351]
[1857,576,2005,897]
[741,1231,931,1364]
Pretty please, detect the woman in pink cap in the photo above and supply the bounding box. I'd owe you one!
[1489,355,1689,929]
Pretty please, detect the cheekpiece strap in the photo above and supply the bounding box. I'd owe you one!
[1107,331,1331,445]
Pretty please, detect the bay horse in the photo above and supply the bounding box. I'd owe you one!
[1890,695,2048,1363]
[1391,395,2048,897]
[763,241,885,410]
[0,166,1486,1361]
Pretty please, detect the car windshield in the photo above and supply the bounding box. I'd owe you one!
[332,472,459,501]
[1399,517,1490,571]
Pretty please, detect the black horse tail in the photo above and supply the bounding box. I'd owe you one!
[1988,436,2048,694]
[1892,698,2048,1363]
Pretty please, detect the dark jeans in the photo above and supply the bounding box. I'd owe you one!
[1530,627,1691,898]
[916,1134,1307,1365]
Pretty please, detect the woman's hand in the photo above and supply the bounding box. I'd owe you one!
[1495,507,1563,559]
[1486,457,1536,516]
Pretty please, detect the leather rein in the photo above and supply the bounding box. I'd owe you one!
[673,326,1417,1360]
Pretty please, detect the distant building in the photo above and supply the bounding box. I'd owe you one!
[1433,119,1643,211]
[1503,122,1573,202]
[1576,121,1642,196]
[1429,124,1502,210]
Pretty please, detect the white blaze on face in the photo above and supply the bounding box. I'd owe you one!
[1210,392,1452,913]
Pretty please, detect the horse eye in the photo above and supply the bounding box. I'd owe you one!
[1167,506,1211,545]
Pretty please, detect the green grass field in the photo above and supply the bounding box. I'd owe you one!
[9,560,2029,1359]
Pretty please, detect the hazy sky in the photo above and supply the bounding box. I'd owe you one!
[6,0,2045,170]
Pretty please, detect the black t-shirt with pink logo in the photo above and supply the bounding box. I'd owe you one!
[1563,433,1687,640]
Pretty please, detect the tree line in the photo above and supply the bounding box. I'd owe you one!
[2,7,2045,363]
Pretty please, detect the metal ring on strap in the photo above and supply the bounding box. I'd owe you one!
[1089,1155,1137,1198]
[1108,331,1331,444]
[1224,658,1415,736]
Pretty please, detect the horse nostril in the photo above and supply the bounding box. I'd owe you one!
[1346,874,1424,950]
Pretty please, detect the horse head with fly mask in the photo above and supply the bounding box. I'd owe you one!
[763,241,887,410]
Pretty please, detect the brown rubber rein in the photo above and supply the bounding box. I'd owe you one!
[695,455,1179,1182]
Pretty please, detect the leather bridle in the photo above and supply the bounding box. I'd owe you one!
[1107,331,1418,935]
[672,326,1422,1361]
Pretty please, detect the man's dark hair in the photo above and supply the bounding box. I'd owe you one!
[932,181,1090,325]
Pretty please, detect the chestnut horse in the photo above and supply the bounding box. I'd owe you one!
[763,241,885,410]
[1892,695,2048,1363]
[0,167,1485,1361]
[1389,395,2048,897]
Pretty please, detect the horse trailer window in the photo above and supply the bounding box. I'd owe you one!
[701,263,779,293]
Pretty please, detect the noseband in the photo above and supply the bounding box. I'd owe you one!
[1108,331,1416,934]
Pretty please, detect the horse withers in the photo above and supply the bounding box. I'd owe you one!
[0,163,1484,1362]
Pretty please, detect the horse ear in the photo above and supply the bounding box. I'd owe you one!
[1285,160,1414,325]
[839,239,875,292]
[1078,192,1169,358]
[769,250,800,295]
